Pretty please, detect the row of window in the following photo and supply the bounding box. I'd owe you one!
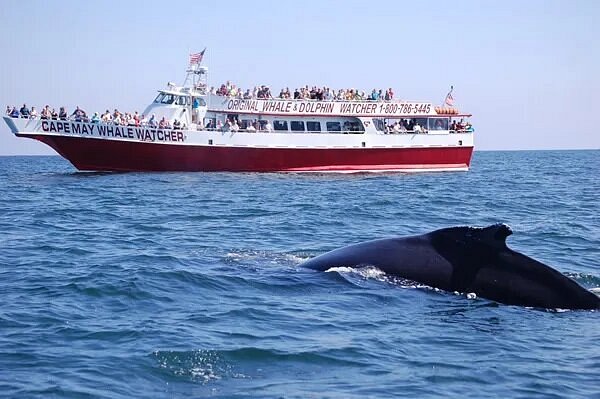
[153,93,207,107]
[271,120,363,133]
[214,117,365,133]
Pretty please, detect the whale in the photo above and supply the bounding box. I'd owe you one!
[301,224,600,310]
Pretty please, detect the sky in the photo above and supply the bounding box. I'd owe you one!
[0,0,599,155]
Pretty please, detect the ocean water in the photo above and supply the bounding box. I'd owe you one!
[0,150,599,398]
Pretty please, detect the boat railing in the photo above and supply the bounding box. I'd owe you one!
[199,128,472,135]
[5,114,473,134]
[208,93,427,104]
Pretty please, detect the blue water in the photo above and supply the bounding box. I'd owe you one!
[1,150,599,398]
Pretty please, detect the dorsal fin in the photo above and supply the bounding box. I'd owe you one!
[473,223,512,249]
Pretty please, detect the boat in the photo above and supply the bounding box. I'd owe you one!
[2,56,474,173]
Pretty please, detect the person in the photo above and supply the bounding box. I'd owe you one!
[40,105,51,119]
[192,97,200,123]
[246,122,256,132]
[91,112,100,123]
[385,88,394,101]
[101,110,112,123]
[204,119,213,130]
[59,107,68,120]
[414,122,422,133]
[370,89,378,101]
[264,120,272,132]
[10,106,19,118]
[173,119,181,129]
[159,117,168,129]
[29,106,38,119]
[231,119,239,132]
[148,114,157,127]
[51,108,58,120]
[5,106,11,115]
[222,119,231,132]
[20,104,30,118]
[465,122,474,132]
[71,106,87,122]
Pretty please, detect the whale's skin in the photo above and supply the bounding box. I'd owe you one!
[301,224,600,310]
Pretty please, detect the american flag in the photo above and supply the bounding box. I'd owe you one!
[444,86,454,106]
[189,48,206,65]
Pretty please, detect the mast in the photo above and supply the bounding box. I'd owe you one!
[183,50,208,94]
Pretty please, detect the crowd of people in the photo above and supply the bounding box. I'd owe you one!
[5,104,187,130]
[7,103,472,134]
[209,81,395,101]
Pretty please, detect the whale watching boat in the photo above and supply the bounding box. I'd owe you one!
[3,54,474,172]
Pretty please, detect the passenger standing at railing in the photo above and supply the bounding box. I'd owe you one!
[101,110,111,123]
[40,105,51,119]
[19,104,30,118]
[71,106,87,122]
[385,88,394,101]
[148,114,157,128]
[30,107,38,119]
[10,106,19,118]
[264,120,272,132]
[159,117,167,129]
[5,106,10,115]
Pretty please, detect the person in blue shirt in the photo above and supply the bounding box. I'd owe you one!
[192,97,200,123]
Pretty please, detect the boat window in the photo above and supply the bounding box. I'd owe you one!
[161,94,176,104]
[177,96,187,106]
[273,120,288,131]
[372,118,385,132]
[197,97,206,107]
[326,122,341,132]
[290,121,305,132]
[414,118,428,128]
[306,121,321,132]
[428,117,449,130]
[343,120,364,133]
[154,93,165,103]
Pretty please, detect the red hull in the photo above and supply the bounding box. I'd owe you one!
[27,134,473,172]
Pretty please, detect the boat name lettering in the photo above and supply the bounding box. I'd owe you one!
[40,121,185,143]
[41,120,96,135]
